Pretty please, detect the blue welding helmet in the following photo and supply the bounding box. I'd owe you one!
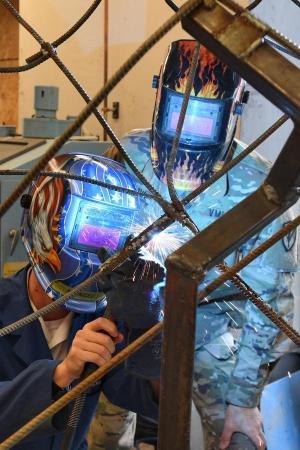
[21,153,140,313]
[151,40,246,191]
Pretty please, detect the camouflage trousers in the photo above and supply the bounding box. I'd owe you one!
[192,346,257,450]
[87,392,136,450]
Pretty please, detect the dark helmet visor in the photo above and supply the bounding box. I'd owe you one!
[158,86,233,148]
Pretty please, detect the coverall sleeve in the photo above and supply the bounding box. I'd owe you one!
[225,211,298,407]
[101,362,159,420]
[0,359,70,442]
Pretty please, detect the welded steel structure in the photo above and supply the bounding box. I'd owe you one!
[0,0,299,449]
[158,1,300,449]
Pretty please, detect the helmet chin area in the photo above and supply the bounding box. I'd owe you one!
[64,297,107,314]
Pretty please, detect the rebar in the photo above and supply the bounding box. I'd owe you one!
[0,0,204,222]
[0,115,287,336]
[0,322,163,449]
[0,0,102,73]
[0,169,157,200]
[165,41,201,234]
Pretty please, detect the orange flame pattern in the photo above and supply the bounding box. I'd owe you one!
[174,41,230,99]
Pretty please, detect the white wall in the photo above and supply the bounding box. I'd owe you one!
[240,0,300,162]
[239,0,300,333]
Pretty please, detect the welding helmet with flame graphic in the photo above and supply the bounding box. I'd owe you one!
[151,40,246,191]
[21,153,140,313]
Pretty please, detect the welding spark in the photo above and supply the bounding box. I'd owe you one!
[226,312,239,326]
[221,335,235,356]
[228,301,242,313]
[132,215,193,267]
[224,300,234,311]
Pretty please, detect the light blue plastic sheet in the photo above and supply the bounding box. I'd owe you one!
[261,370,300,450]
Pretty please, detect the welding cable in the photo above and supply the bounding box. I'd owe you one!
[60,393,87,450]
[165,41,201,235]
[0,0,205,222]
[0,0,102,73]
[0,114,287,336]
[60,303,113,450]
[2,216,300,447]
[0,170,157,200]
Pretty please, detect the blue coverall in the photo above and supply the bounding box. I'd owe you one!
[0,266,158,450]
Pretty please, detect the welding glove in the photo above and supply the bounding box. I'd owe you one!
[109,254,165,327]
[98,245,165,378]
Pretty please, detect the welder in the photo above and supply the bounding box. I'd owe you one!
[0,153,163,450]
[92,40,298,450]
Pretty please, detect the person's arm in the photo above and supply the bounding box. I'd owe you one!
[220,213,297,449]
[53,317,123,388]
[0,359,69,442]
[225,212,297,407]
[0,318,122,442]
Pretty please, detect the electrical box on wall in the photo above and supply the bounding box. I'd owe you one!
[23,85,81,138]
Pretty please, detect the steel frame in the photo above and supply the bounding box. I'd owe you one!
[158,2,300,449]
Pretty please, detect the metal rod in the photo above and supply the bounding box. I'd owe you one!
[103,0,109,141]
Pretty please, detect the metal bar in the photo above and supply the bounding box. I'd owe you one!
[181,2,300,122]
[103,0,109,141]
[166,127,300,280]
[158,269,199,450]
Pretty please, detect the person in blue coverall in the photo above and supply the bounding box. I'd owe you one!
[0,153,161,450]
[94,40,298,450]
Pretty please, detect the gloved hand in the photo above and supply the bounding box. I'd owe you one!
[98,244,165,379]
[101,248,165,329]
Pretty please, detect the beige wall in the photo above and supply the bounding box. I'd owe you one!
[19,0,248,139]
[0,0,19,127]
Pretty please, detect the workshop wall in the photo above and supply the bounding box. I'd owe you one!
[240,0,300,162]
[0,0,19,127]
[19,0,249,140]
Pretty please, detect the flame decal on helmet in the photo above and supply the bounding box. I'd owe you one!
[164,40,236,100]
